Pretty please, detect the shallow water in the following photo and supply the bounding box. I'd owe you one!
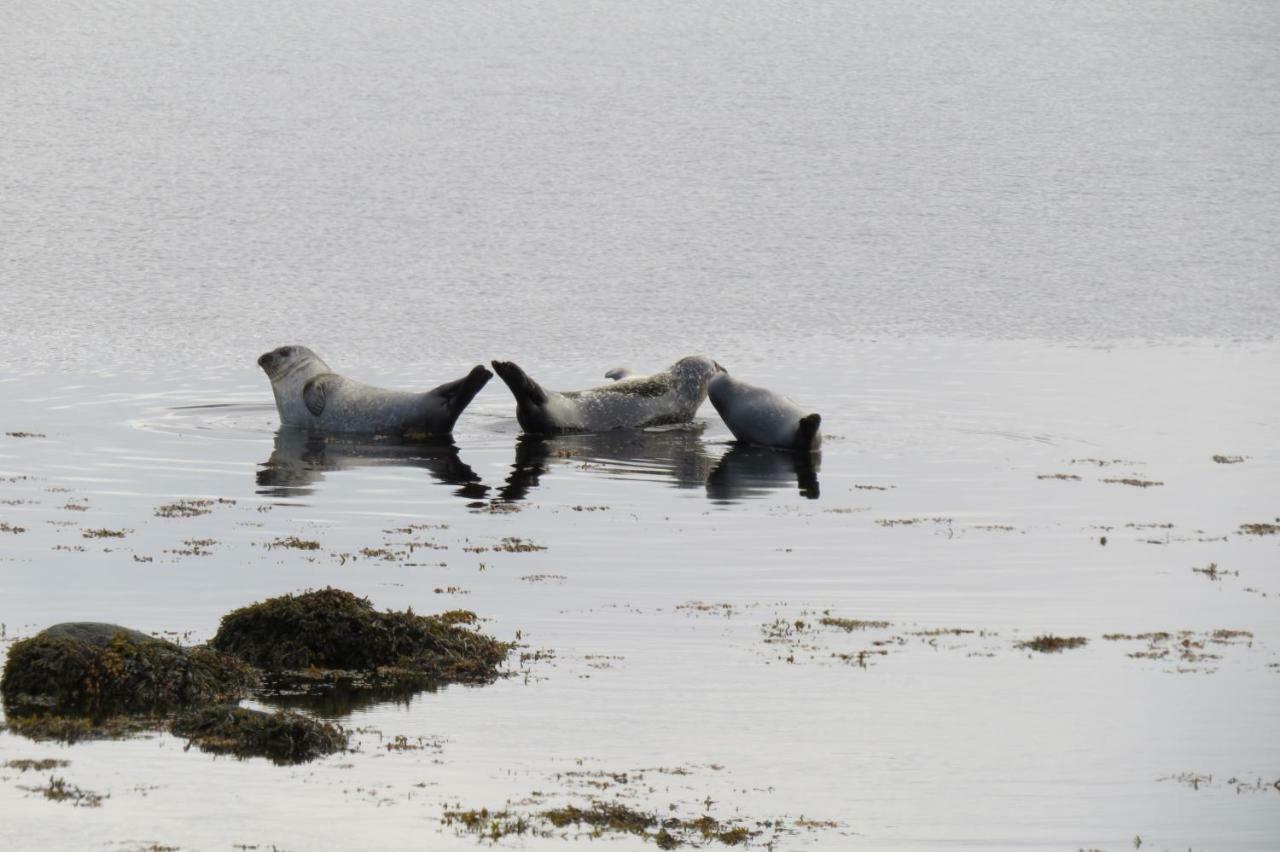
[3,1,1280,850]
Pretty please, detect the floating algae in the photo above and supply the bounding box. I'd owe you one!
[1016,635,1088,653]
[208,588,510,699]
[171,705,347,764]
[443,800,759,847]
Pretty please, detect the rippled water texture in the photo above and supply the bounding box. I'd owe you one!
[2,1,1279,850]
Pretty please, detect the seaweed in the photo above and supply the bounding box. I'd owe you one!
[446,800,758,847]
[1016,635,1088,653]
[1,627,257,719]
[209,588,510,693]
[171,705,347,764]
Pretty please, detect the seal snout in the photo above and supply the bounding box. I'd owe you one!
[257,352,273,369]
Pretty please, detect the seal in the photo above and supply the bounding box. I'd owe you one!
[257,345,492,438]
[490,356,724,434]
[708,372,822,452]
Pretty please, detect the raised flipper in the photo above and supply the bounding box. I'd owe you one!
[430,364,493,419]
[491,360,549,406]
[605,367,634,381]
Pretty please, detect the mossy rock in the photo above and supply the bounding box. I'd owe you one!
[1,624,258,719]
[209,588,509,690]
[171,704,347,764]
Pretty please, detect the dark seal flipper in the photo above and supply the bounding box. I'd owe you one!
[493,360,562,434]
[797,413,822,451]
[491,360,548,405]
[431,365,493,427]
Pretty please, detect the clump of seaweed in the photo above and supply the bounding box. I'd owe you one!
[171,705,347,764]
[209,588,510,693]
[1015,635,1088,653]
[441,808,534,841]
[819,617,890,631]
[1,713,161,743]
[1239,521,1279,536]
[154,499,215,518]
[1101,478,1163,488]
[1212,455,1245,464]
[265,536,321,551]
[4,758,70,771]
[1,625,257,720]
[19,775,105,807]
[443,801,757,847]
[81,528,127,539]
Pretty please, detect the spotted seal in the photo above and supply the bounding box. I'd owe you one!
[490,356,724,434]
[257,345,491,438]
[708,372,822,452]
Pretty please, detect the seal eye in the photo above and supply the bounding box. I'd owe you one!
[280,347,294,357]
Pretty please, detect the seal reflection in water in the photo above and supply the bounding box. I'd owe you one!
[497,426,716,502]
[490,356,725,434]
[257,428,487,500]
[706,444,821,501]
[257,345,491,438]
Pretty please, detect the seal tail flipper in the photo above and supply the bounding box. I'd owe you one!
[491,360,548,406]
[605,367,633,381]
[432,364,493,418]
[797,413,822,451]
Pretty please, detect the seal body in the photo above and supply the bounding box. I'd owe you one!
[491,356,724,434]
[257,345,491,438]
[708,373,822,452]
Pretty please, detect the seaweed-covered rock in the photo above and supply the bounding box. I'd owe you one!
[41,622,157,646]
[171,705,347,764]
[1,624,257,719]
[209,588,509,690]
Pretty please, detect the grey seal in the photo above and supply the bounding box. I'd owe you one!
[708,372,822,452]
[491,356,724,434]
[257,345,492,438]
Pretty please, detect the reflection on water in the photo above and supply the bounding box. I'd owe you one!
[706,445,821,502]
[256,428,488,500]
[497,427,719,502]
[255,682,439,718]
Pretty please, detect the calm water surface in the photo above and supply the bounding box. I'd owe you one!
[2,2,1278,850]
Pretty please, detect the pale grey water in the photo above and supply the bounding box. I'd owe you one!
[2,2,1279,850]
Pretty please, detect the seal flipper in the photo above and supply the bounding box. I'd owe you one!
[797,413,822,452]
[431,365,494,419]
[303,373,340,417]
[493,360,562,434]
[491,360,548,406]
[605,367,633,381]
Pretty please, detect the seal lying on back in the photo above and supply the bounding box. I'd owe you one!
[491,356,724,434]
[258,345,491,438]
[708,372,822,452]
